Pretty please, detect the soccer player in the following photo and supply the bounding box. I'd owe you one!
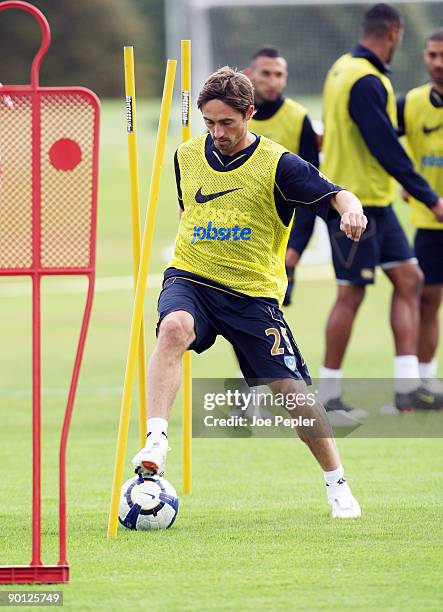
[132,66,367,518]
[245,48,318,305]
[397,29,443,388]
[319,3,443,413]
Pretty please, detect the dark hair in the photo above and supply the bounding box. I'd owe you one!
[426,28,443,44]
[362,3,403,38]
[251,47,282,61]
[197,66,254,116]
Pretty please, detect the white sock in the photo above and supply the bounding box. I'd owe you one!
[319,367,342,403]
[419,358,437,381]
[146,417,168,445]
[394,355,420,393]
[323,464,351,497]
[324,464,344,486]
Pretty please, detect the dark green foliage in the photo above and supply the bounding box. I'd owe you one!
[210,3,442,96]
[0,0,165,97]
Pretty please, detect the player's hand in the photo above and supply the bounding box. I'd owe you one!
[401,188,409,202]
[431,198,443,222]
[340,212,367,242]
[285,247,301,268]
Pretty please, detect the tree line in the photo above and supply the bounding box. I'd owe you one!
[0,0,165,97]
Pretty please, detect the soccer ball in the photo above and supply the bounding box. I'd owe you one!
[119,474,179,530]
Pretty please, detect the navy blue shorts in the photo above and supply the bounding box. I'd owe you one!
[287,206,316,255]
[157,270,311,387]
[415,229,443,285]
[328,204,415,285]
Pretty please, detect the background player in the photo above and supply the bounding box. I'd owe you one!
[132,67,367,518]
[319,3,443,414]
[398,28,443,390]
[245,48,318,305]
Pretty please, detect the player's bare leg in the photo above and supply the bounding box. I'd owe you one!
[132,311,195,475]
[147,311,196,418]
[269,378,361,518]
[319,285,368,421]
[382,263,441,409]
[384,263,423,356]
[418,284,442,389]
[324,284,365,369]
[418,284,442,363]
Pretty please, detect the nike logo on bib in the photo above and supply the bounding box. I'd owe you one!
[422,124,442,135]
[195,186,242,203]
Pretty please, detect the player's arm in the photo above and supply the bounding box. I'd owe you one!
[396,96,410,202]
[349,76,443,220]
[298,116,319,168]
[331,190,367,242]
[286,206,316,260]
[396,95,406,137]
[274,153,366,242]
[174,150,184,218]
[286,118,319,260]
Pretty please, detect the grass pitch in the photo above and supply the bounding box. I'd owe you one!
[0,100,442,611]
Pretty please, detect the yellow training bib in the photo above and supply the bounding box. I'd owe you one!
[322,54,397,206]
[404,83,443,229]
[248,98,307,153]
[169,135,291,305]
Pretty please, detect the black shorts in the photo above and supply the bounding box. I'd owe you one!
[157,269,311,387]
[415,229,443,285]
[328,204,415,285]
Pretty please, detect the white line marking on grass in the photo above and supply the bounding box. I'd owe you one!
[0,274,164,297]
[0,265,333,298]
[0,386,124,398]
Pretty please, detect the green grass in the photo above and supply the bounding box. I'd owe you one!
[0,100,443,611]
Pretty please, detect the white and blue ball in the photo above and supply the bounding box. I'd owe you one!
[119,474,178,530]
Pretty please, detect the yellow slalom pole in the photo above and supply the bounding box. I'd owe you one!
[124,46,147,449]
[107,59,177,538]
[181,40,192,496]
